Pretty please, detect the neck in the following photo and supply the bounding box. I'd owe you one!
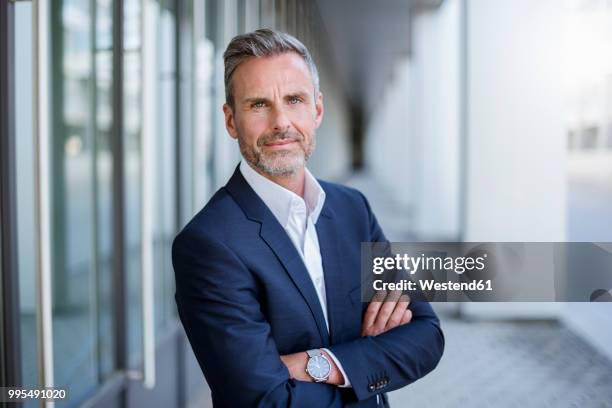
[254,165,306,198]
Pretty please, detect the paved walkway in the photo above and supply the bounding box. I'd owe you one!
[388,314,612,407]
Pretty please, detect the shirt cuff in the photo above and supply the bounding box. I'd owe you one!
[322,348,352,388]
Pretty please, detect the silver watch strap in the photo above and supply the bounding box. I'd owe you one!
[306,349,322,358]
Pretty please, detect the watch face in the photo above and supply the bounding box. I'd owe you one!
[307,355,331,380]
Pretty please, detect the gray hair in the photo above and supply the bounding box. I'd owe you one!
[223,28,320,109]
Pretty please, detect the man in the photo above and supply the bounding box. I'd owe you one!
[172,28,444,407]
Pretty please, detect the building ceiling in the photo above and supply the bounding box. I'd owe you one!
[314,0,443,117]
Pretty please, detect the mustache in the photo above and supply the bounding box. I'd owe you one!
[257,131,303,147]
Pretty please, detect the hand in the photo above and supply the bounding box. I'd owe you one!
[361,290,412,337]
[280,352,310,382]
[280,350,344,385]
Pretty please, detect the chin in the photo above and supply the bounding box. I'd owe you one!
[259,155,305,177]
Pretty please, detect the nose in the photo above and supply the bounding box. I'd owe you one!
[271,105,291,133]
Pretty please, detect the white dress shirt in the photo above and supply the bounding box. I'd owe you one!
[239,160,351,387]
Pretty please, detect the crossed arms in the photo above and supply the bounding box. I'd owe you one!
[173,231,444,408]
[279,290,416,386]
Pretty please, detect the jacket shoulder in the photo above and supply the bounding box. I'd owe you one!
[317,179,369,210]
[174,187,246,244]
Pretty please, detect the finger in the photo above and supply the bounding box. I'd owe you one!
[362,302,382,336]
[372,289,388,302]
[362,290,386,332]
[372,293,400,334]
[400,309,413,325]
[385,295,410,331]
[386,289,403,302]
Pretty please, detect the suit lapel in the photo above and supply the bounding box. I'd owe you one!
[259,221,330,346]
[224,166,330,346]
[315,206,344,345]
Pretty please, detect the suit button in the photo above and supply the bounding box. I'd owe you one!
[368,384,375,392]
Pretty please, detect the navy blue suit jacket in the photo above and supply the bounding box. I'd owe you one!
[172,166,444,407]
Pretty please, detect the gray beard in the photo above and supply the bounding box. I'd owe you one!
[238,135,315,177]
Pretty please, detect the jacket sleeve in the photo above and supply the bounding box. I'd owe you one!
[326,192,445,401]
[172,229,343,408]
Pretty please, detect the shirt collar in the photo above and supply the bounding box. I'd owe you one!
[239,160,326,228]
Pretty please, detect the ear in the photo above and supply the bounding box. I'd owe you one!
[314,91,324,129]
[223,103,238,139]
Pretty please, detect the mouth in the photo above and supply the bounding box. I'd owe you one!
[263,139,298,149]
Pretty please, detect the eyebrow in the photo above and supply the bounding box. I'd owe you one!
[242,91,312,106]
[285,91,310,100]
[242,97,269,106]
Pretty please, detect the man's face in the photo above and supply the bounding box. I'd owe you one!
[223,52,324,177]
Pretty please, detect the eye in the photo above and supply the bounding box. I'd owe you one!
[252,101,266,109]
[288,96,302,104]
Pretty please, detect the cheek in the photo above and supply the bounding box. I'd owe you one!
[237,114,270,142]
[290,111,316,137]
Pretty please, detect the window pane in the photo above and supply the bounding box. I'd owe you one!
[15,4,38,408]
[95,0,115,380]
[155,4,177,333]
[47,0,117,404]
[123,0,143,368]
[51,0,99,404]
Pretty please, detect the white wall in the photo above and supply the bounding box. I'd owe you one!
[365,0,461,240]
[464,0,567,242]
[461,0,566,319]
[367,58,415,210]
[410,0,461,240]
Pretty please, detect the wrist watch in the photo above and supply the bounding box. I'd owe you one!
[305,349,332,382]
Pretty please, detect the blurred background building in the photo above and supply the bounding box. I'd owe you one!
[1,0,612,407]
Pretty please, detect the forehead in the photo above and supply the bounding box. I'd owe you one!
[231,52,314,97]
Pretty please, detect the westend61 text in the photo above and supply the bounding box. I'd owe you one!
[373,279,493,292]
